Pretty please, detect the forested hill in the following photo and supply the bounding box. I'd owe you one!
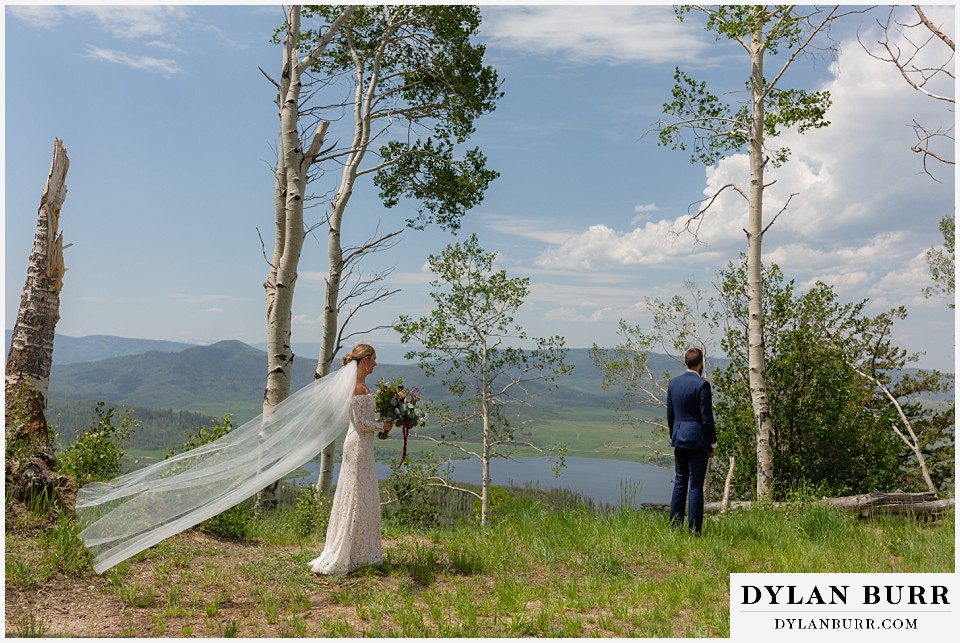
[46,340,686,426]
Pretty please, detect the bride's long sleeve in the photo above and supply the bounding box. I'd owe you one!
[351,396,381,434]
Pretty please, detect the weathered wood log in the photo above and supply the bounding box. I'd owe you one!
[642,490,954,516]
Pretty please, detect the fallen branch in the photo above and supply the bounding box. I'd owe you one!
[642,490,954,516]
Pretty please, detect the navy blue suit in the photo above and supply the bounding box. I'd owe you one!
[666,370,717,533]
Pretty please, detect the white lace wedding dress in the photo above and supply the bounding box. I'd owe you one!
[309,394,383,574]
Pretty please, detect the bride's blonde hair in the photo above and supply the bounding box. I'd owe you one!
[341,344,375,367]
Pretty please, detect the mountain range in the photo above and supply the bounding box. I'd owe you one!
[29,333,684,426]
[6,330,953,458]
[3,330,412,366]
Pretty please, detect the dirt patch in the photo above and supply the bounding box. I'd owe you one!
[5,530,364,637]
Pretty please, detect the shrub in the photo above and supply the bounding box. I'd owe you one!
[165,414,234,458]
[384,454,445,528]
[473,484,512,524]
[202,500,254,540]
[294,485,331,536]
[165,415,253,539]
[57,402,136,487]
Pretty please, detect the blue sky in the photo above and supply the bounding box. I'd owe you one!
[4,4,955,370]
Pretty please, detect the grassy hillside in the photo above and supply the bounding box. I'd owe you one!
[4,492,954,638]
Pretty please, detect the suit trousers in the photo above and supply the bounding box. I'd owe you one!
[670,447,710,533]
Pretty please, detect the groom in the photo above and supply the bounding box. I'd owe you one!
[666,347,717,534]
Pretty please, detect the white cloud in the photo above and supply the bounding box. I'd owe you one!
[6,5,63,29]
[388,271,436,286]
[197,23,252,51]
[798,270,874,292]
[534,219,726,270]
[767,231,916,277]
[292,314,321,326]
[10,5,189,39]
[529,11,954,307]
[299,272,330,284]
[481,5,710,65]
[631,203,661,224]
[84,46,183,76]
[482,214,577,245]
[11,5,192,75]
[206,308,224,314]
[866,251,940,311]
[544,306,618,323]
[146,40,187,54]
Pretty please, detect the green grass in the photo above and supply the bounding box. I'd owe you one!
[6,490,953,638]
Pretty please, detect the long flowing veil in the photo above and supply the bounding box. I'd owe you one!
[76,361,358,574]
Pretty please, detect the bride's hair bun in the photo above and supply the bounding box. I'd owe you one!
[342,343,375,367]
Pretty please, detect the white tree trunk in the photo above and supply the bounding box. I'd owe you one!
[316,26,385,496]
[6,138,69,403]
[480,360,492,527]
[747,31,775,502]
[480,336,493,527]
[5,138,69,500]
[258,5,351,508]
[721,456,735,513]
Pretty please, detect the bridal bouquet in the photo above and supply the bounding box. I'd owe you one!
[374,378,425,467]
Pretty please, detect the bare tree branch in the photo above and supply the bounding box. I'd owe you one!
[413,434,482,461]
[675,183,749,242]
[342,228,404,266]
[259,66,280,93]
[255,227,275,269]
[850,364,937,495]
[296,5,360,75]
[914,5,955,51]
[762,6,841,101]
[762,192,799,235]
[859,5,955,173]
[305,121,332,161]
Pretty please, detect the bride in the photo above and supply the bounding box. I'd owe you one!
[309,344,392,574]
[75,343,389,575]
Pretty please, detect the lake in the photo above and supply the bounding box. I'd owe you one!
[289,456,675,508]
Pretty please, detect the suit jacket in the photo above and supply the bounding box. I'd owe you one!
[666,370,717,453]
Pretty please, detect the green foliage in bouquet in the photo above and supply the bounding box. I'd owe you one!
[374,378,426,436]
[375,378,426,467]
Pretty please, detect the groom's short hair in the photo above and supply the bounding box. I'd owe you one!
[684,347,704,370]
